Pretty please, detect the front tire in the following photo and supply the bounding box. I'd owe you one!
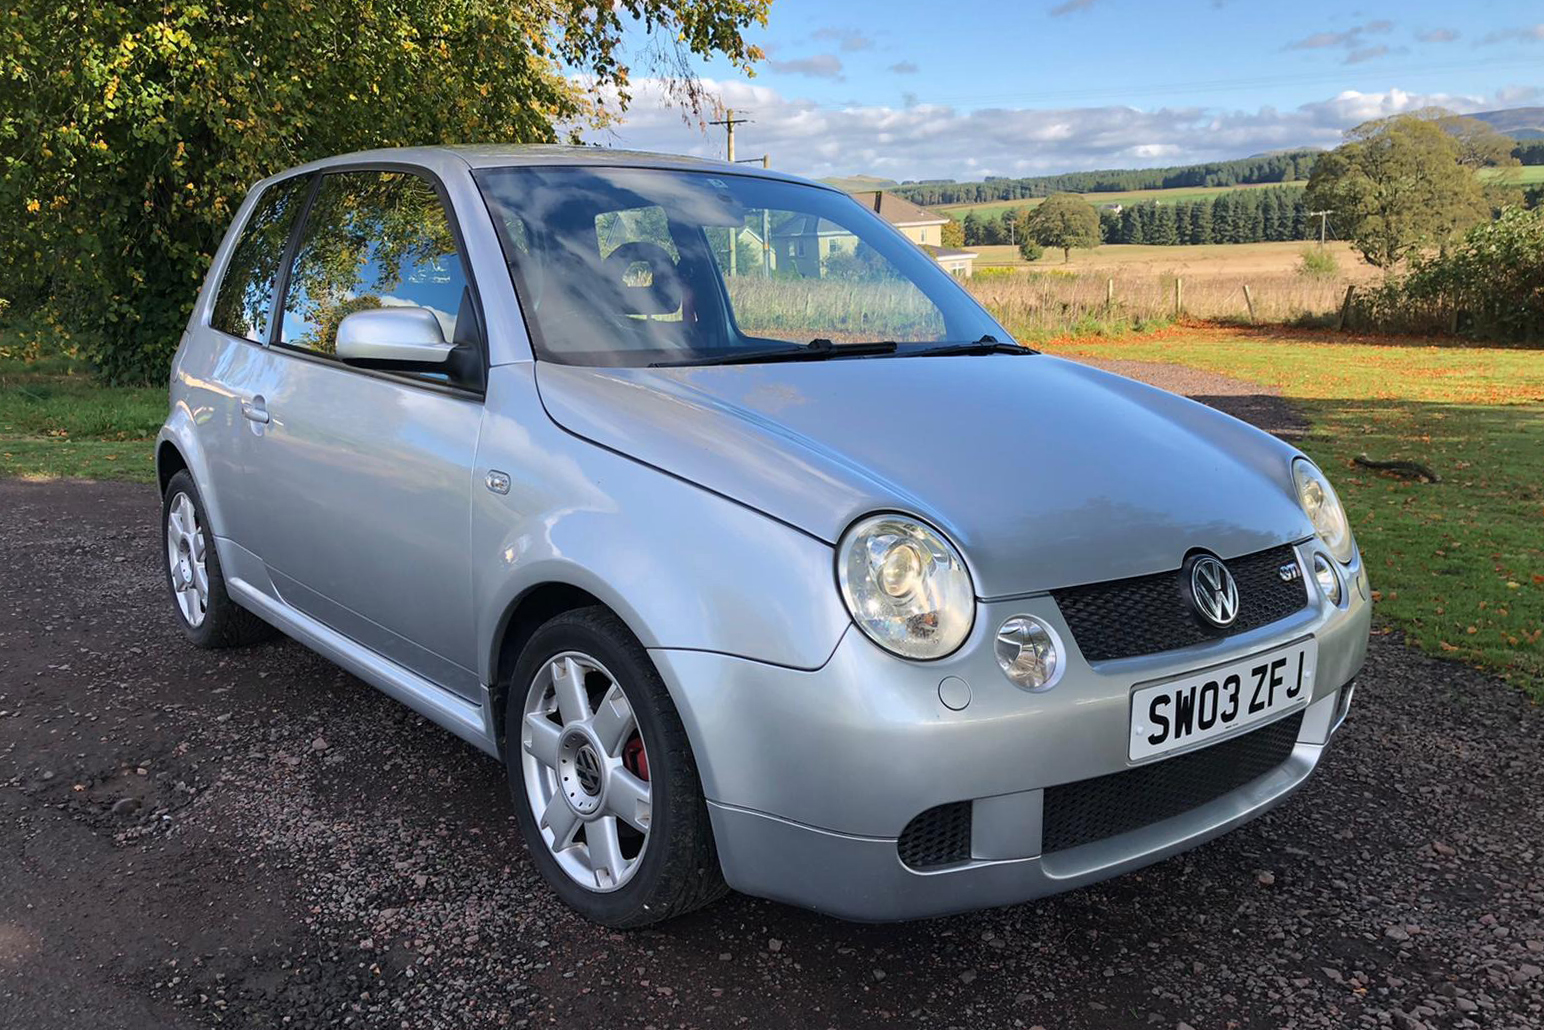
[505,607,727,927]
[161,470,274,649]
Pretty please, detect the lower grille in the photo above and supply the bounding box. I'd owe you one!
[1041,709,1304,854]
[1052,544,1309,662]
[897,801,972,870]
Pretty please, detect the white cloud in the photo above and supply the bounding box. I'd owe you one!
[581,79,1534,182]
[765,54,844,80]
[1287,20,1395,52]
[811,27,874,53]
[1480,24,1544,45]
[1416,28,1460,43]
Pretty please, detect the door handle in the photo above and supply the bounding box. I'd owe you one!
[241,398,270,425]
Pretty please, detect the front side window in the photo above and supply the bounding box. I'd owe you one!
[475,167,1006,367]
[209,176,311,342]
[279,171,471,356]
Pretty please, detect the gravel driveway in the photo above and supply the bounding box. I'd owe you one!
[2,369,1541,1030]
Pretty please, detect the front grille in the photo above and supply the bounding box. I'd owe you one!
[897,801,972,870]
[1052,544,1308,663]
[1041,709,1304,854]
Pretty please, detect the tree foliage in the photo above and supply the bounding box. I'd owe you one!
[1026,193,1100,262]
[0,0,768,381]
[939,217,965,249]
[1306,110,1501,270]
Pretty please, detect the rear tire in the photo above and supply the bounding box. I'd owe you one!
[505,606,727,927]
[162,470,275,649]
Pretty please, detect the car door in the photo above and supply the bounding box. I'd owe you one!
[243,167,486,699]
[193,174,314,559]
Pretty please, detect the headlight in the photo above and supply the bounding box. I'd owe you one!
[1293,458,1355,563]
[1311,553,1343,605]
[837,514,974,660]
[995,616,1061,690]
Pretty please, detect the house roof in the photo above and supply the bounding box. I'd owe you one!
[849,191,950,227]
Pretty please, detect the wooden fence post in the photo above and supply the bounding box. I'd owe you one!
[1174,277,1184,317]
[1336,284,1355,331]
[1242,283,1256,324]
[1105,278,1114,315]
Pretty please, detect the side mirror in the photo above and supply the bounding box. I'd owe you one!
[335,307,454,369]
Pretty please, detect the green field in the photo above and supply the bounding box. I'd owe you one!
[938,181,1309,221]
[0,322,161,482]
[935,165,1543,222]
[1047,326,1544,696]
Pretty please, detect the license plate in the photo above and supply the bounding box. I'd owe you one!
[1128,639,1317,762]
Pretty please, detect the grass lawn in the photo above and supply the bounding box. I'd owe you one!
[1045,324,1544,697]
[0,325,161,483]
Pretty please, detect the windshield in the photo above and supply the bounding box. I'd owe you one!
[474,166,1008,367]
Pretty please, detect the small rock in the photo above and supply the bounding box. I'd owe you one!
[111,797,140,816]
[872,969,886,983]
[1431,841,1456,857]
[1385,926,1411,943]
[767,938,782,953]
[960,969,977,985]
[311,737,329,752]
[1257,871,1275,887]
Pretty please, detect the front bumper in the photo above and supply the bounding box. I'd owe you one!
[651,540,1371,921]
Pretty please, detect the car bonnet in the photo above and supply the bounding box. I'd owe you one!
[533,353,1314,598]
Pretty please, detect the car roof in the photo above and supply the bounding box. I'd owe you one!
[265,144,831,191]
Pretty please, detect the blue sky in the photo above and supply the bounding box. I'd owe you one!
[584,0,1544,181]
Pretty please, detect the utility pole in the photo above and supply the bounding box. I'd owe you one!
[735,155,772,273]
[1309,210,1331,246]
[709,108,751,163]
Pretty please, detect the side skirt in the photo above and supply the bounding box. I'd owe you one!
[225,574,500,758]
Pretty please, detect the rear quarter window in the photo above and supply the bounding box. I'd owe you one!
[209,176,312,342]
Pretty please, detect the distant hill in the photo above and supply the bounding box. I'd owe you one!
[889,150,1321,208]
[1469,107,1544,140]
[819,174,899,192]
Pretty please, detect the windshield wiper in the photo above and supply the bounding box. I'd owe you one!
[651,338,898,368]
[905,335,1037,359]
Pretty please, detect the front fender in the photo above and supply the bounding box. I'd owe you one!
[471,363,852,685]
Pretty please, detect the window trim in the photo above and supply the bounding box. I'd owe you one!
[205,171,317,347]
[266,161,491,395]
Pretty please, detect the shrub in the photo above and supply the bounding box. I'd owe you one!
[1018,240,1045,262]
[1397,206,1544,341]
[0,1,768,383]
[1296,246,1340,281]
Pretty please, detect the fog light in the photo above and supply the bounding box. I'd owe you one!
[995,616,1060,691]
[1312,553,1342,605]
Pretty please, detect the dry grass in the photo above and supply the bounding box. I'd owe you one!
[974,240,1376,278]
[966,269,1352,335]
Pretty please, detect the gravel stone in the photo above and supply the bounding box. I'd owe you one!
[2,404,1542,1030]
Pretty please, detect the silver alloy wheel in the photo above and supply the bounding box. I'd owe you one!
[520,651,652,892]
[166,492,209,628]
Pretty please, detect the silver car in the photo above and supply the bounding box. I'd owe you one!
[157,146,1371,926]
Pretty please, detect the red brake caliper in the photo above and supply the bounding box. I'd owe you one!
[622,733,649,781]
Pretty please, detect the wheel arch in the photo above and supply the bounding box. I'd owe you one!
[156,438,190,496]
[487,581,618,753]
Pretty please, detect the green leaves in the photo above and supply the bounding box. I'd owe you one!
[1027,193,1100,263]
[1,0,765,382]
[1307,110,1493,270]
